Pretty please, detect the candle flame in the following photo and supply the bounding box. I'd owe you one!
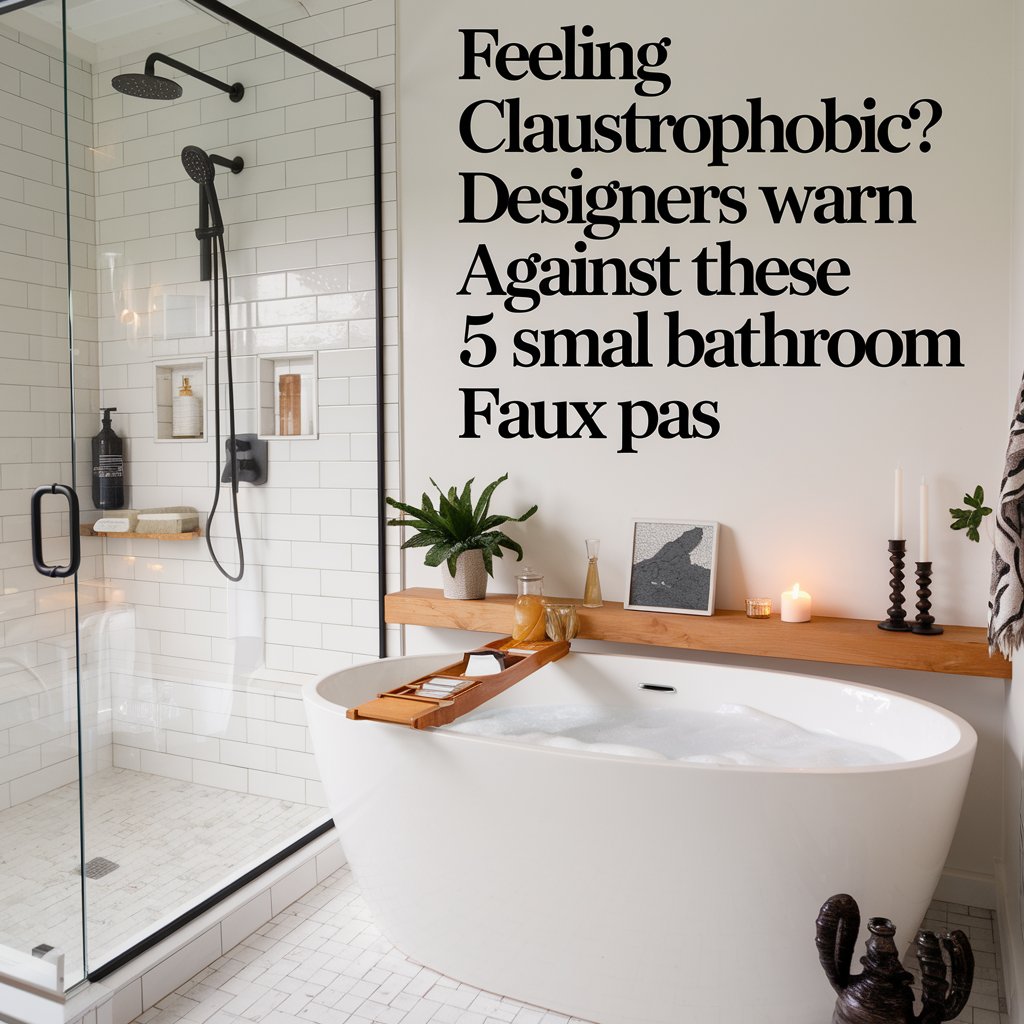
[791,583,801,597]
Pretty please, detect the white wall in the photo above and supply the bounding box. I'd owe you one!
[397,0,1010,626]
[395,0,1015,916]
[1003,2,1024,1018]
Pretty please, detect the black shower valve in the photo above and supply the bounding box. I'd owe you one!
[221,433,267,486]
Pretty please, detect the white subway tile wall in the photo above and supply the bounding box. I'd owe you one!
[107,663,326,806]
[0,15,105,817]
[84,0,399,679]
[0,0,397,986]
[0,0,398,898]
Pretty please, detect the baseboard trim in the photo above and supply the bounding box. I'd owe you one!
[934,867,998,909]
[996,859,1024,1024]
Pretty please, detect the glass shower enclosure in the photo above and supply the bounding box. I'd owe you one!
[0,0,385,990]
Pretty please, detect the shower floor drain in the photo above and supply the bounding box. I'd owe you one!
[82,857,119,879]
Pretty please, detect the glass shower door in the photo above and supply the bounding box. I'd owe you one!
[3,0,385,988]
[0,0,89,989]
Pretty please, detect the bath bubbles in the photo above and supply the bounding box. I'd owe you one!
[443,703,900,767]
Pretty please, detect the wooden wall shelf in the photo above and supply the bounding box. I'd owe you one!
[385,588,1010,680]
[82,526,201,541]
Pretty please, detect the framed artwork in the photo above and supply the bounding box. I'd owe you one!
[625,519,719,615]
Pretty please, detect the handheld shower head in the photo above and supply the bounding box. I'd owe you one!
[181,146,244,270]
[111,72,182,100]
[181,145,214,185]
[181,146,244,185]
[182,145,224,242]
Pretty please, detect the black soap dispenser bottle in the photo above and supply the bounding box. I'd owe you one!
[92,407,125,509]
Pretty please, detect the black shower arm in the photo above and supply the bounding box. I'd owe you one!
[209,153,244,174]
[143,53,244,101]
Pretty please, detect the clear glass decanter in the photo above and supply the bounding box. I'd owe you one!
[582,538,603,608]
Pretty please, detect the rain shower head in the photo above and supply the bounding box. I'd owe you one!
[111,53,244,102]
[111,72,182,101]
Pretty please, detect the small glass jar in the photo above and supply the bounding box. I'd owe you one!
[279,373,302,436]
[512,567,546,643]
[745,598,773,619]
[544,602,579,642]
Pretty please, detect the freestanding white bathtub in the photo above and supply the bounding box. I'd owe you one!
[304,650,976,1024]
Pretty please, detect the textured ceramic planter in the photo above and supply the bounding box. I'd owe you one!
[442,549,487,600]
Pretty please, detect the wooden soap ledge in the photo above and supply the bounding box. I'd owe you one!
[82,525,201,540]
[347,636,570,729]
[384,589,1008,680]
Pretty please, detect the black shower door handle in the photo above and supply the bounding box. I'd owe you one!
[31,484,81,578]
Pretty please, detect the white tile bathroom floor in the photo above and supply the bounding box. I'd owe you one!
[130,864,1010,1024]
[0,767,324,978]
[917,900,1009,1024]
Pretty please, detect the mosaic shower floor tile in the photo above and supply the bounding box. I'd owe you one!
[0,767,324,979]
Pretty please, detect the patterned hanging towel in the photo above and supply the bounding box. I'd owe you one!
[990,377,1024,656]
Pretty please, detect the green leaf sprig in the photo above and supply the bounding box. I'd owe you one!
[949,485,992,543]
[386,473,537,577]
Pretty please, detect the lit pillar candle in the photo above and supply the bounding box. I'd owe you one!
[893,465,904,539]
[781,582,812,622]
[919,478,929,562]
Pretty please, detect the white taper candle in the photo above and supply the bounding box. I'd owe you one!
[894,466,904,539]
[920,479,929,562]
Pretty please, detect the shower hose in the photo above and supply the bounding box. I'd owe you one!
[206,230,245,582]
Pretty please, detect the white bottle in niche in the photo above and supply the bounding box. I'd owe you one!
[172,376,202,438]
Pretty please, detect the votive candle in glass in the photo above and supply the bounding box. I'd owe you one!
[745,598,772,618]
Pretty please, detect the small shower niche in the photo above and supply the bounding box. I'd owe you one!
[154,357,208,443]
[256,352,318,440]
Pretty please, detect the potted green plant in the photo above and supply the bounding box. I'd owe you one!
[386,474,537,599]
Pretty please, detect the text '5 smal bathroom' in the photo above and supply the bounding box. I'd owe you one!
[0,2,1021,1024]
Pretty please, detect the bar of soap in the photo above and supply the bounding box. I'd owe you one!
[137,506,200,533]
[94,510,138,533]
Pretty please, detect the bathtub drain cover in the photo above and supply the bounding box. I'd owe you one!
[82,857,119,879]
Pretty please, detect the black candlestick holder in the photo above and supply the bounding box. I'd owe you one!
[911,561,943,635]
[878,539,912,631]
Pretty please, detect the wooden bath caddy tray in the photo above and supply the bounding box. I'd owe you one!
[347,636,570,729]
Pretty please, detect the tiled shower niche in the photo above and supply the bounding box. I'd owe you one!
[154,358,207,443]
